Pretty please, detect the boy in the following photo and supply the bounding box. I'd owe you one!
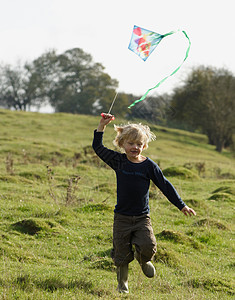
[92,113,196,294]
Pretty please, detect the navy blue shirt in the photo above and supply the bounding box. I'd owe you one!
[92,130,186,216]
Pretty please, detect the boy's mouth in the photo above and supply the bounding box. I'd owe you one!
[130,150,139,154]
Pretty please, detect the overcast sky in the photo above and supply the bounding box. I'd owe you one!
[1,0,234,98]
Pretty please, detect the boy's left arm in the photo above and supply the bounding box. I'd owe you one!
[181,205,196,217]
[150,162,197,216]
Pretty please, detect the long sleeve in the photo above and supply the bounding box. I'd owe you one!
[92,130,125,170]
[149,160,186,210]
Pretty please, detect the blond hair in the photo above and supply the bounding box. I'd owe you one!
[113,123,156,150]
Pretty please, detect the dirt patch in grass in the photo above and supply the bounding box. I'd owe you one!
[156,230,202,249]
[193,218,229,230]
[90,258,115,271]
[11,218,58,235]
[209,185,234,201]
[154,246,179,267]
[209,192,232,201]
[186,276,234,295]
[212,186,235,195]
[14,274,110,297]
[83,248,115,272]
[163,167,199,180]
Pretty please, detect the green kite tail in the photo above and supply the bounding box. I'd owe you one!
[128,30,191,109]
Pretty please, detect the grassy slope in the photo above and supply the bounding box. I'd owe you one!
[0,109,234,299]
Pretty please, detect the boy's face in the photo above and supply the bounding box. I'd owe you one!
[122,139,145,161]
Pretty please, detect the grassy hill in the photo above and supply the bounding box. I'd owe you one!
[0,108,234,299]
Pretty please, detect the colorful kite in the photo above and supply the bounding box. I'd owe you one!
[128,25,191,108]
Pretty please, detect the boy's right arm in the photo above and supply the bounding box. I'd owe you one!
[97,113,115,132]
[92,113,120,170]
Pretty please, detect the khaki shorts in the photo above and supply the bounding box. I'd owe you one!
[111,213,157,267]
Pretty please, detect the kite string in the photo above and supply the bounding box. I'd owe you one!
[108,92,118,114]
[100,91,118,119]
[128,30,191,108]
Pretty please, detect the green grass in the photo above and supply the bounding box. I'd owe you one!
[0,108,234,299]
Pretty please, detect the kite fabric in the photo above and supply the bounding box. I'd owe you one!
[128,25,191,108]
